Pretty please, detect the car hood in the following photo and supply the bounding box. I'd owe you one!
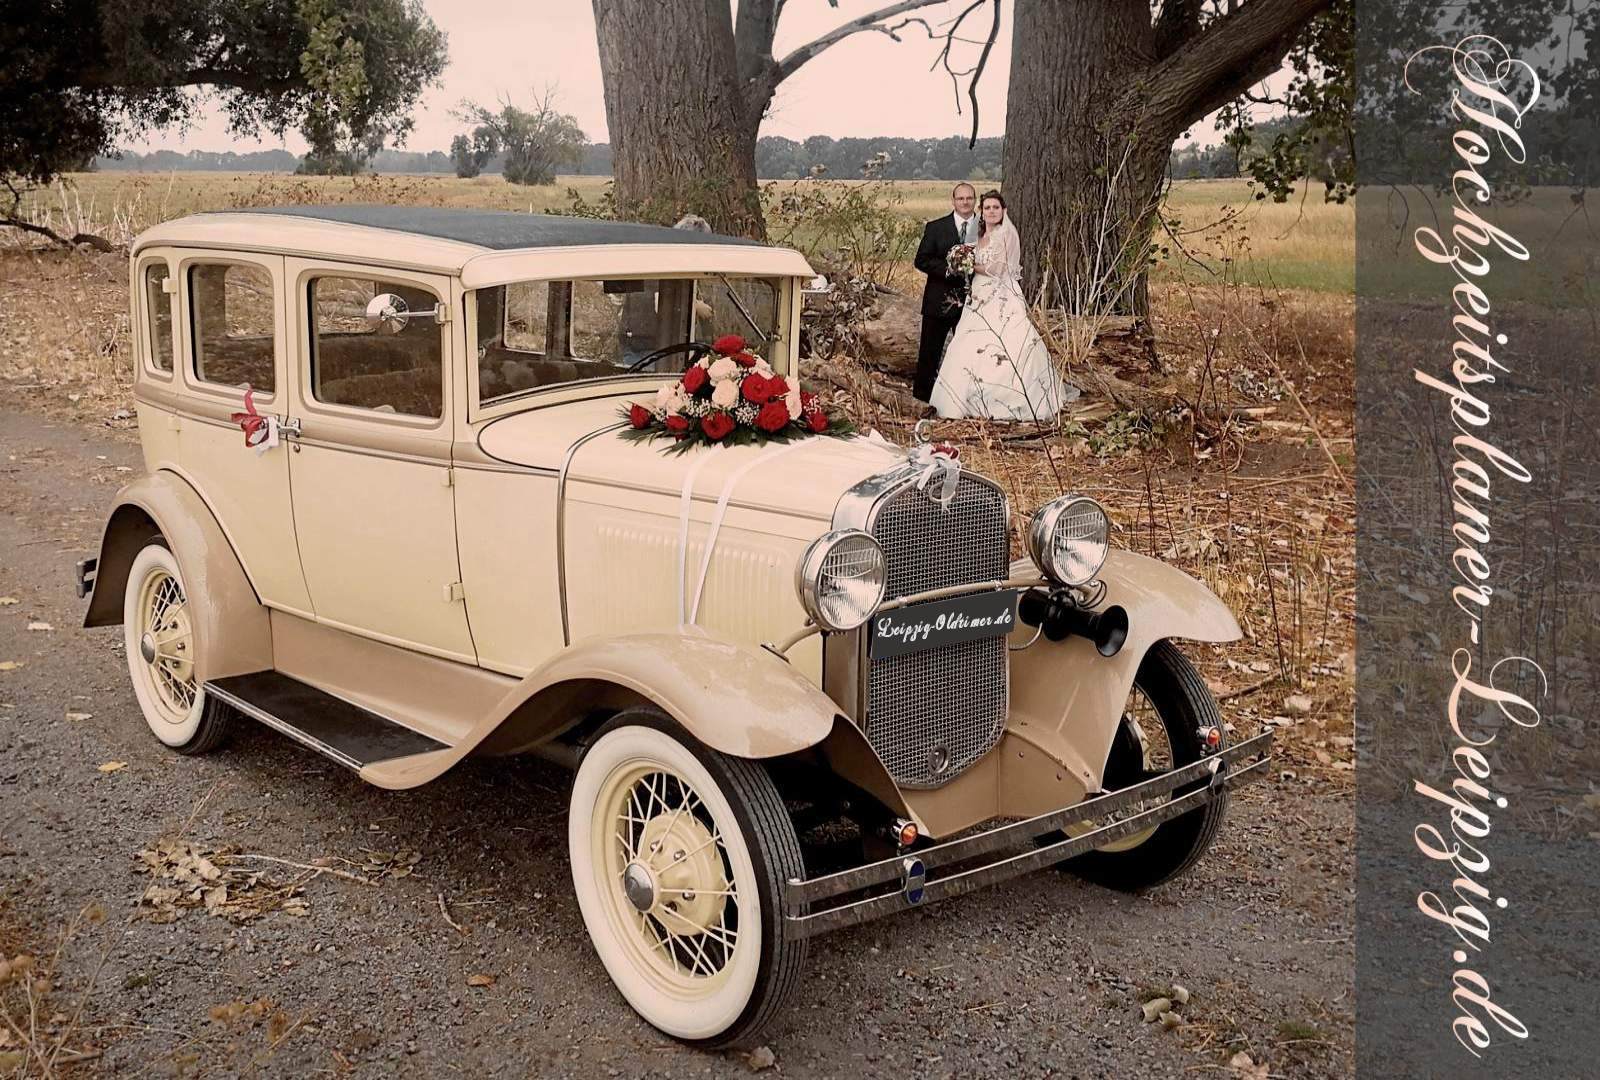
[478,393,907,522]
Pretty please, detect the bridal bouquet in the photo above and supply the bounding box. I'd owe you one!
[620,334,854,454]
[947,243,977,277]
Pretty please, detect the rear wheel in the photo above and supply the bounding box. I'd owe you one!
[568,710,807,1047]
[1058,640,1227,890]
[122,541,233,754]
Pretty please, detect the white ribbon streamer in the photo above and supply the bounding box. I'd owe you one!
[675,445,725,624]
[908,443,962,509]
[686,440,810,625]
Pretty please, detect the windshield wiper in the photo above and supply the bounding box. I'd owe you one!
[716,276,769,342]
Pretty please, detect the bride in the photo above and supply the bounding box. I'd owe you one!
[930,191,1067,421]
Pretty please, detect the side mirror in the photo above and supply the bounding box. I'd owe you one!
[365,293,448,334]
[802,274,831,295]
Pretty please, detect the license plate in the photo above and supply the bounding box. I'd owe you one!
[869,590,1019,659]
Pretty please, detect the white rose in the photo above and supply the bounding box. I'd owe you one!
[784,379,803,421]
[709,356,738,381]
[655,384,684,413]
[753,356,774,377]
[711,379,740,408]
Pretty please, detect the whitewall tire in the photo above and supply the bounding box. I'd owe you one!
[568,710,806,1047]
[122,541,232,754]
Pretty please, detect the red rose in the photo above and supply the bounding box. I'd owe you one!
[767,376,789,398]
[628,403,652,429]
[800,391,818,413]
[681,365,708,395]
[732,351,758,368]
[755,400,791,433]
[807,410,830,433]
[713,334,746,356]
[664,414,690,435]
[701,412,735,441]
[740,373,772,404]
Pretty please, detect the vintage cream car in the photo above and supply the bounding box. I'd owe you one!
[78,206,1270,1046]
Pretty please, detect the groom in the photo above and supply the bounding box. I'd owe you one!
[912,182,979,401]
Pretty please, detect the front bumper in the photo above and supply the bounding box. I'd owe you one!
[783,730,1273,939]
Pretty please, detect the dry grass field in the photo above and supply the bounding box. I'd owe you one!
[15,171,1355,294]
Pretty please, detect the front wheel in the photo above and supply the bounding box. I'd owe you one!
[1057,640,1228,891]
[568,710,807,1047]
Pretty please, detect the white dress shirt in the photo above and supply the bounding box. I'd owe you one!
[952,212,975,243]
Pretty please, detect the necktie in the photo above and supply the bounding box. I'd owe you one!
[960,218,970,243]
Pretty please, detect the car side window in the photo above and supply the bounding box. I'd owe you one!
[189,263,275,392]
[144,264,174,373]
[308,276,443,420]
[503,281,552,355]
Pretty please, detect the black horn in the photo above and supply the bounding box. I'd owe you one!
[1019,591,1129,657]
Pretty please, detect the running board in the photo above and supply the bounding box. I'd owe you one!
[204,671,448,771]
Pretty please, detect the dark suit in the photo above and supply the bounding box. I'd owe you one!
[912,215,975,401]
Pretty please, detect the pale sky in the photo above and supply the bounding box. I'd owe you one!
[130,1,1014,153]
[129,0,1245,155]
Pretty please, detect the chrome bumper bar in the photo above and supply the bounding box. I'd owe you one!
[783,730,1273,939]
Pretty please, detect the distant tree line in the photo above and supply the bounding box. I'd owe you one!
[94,123,1327,182]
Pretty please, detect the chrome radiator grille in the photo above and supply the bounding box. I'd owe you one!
[866,474,1010,787]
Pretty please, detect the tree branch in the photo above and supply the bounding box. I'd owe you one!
[772,0,950,86]
[1143,0,1330,131]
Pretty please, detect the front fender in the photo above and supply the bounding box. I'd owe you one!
[360,628,885,791]
[1004,548,1240,799]
[81,472,272,683]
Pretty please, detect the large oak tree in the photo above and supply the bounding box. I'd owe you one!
[591,0,1341,311]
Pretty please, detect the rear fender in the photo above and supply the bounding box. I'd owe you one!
[82,472,272,682]
[1005,548,1240,795]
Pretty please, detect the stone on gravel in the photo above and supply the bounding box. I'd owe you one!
[744,1046,776,1072]
[1141,997,1171,1022]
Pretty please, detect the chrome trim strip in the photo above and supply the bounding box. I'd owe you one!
[783,734,1272,938]
[557,422,629,646]
[203,680,362,772]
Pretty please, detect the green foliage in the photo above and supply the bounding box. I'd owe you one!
[449,129,497,179]
[1216,0,1353,204]
[1,0,446,194]
[453,92,587,187]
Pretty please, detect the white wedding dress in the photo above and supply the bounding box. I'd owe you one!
[929,219,1067,421]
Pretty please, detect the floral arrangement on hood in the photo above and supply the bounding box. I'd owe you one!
[619,335,854,454]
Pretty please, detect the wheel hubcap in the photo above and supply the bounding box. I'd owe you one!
[622,861,657,912]
[139,632,157,663]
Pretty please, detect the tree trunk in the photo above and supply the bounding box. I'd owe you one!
[592,0,765,238]
[1002,0,1177,322]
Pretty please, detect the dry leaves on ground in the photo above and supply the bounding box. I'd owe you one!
[466,973,495,988]
[97,761,126,773]
[135,839,316,924]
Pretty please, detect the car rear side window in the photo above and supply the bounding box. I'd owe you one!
[189,263,275,393]
[308,276,443,420]
[144,265,174,373]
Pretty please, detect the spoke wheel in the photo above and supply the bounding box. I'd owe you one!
[122,542,232,754]
[569,711,806,1047]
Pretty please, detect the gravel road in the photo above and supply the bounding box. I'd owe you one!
[0,404,1353,1078]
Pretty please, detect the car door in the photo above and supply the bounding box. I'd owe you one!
[173,251,314,616]
[284,259,475,663]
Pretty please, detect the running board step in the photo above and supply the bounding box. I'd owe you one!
[204,672,447,771]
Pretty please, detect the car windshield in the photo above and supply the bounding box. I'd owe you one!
[475,275,782,408]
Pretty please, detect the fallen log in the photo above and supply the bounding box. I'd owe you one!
[806,359,929,417]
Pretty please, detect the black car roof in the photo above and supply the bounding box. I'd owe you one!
[220,205,766,251]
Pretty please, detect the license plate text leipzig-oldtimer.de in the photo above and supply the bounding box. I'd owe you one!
[868,591,1020,659]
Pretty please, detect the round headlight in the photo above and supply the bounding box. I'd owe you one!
[1027,496,1109,586]
[796,529,887,632]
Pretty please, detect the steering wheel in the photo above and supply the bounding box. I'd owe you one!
[625,340,714,374]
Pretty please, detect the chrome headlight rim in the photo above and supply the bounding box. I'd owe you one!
[795,528,887,633]
[1027,495,1110,587]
